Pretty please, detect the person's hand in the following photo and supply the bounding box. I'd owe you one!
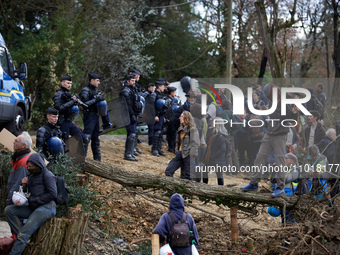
[155,116,159,122]
[22,177,28,186]
[95,94,104,102]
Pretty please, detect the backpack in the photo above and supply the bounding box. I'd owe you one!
[168,212,191,248]
[248,114,264,140]
[55,175,69,205]
[44,171,69,205]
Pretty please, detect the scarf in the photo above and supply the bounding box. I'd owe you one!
[12,148,31,162]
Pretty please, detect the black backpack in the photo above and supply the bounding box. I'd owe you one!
[44,171,69,205]
[168,212,191,248]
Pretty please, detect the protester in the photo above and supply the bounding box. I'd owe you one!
[301,110,326,148]
[203,117,231,185]
[4,153,57,255]
[165,111,200,180]
[153,193,199,255]
[304,145,329,199]
[6,132,31,207]
[241,83,299,197]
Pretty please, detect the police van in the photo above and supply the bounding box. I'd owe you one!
[0,33,30,135]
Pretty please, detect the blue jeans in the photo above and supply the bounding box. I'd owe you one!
[5,201,56,255]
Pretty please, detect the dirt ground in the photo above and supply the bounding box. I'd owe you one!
[82,135,283,255]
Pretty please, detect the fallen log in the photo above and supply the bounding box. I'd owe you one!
[84,159,296,209]
[23,206,89,255]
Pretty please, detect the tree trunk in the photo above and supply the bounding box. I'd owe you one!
[254,1,279,78]
[84,159,296,209]
[23,207,89,255]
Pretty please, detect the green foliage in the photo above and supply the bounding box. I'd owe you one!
[0,151,102,219]
[47,154,103,219]
[0,151,12,217]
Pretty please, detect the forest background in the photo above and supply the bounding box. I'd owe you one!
[1,0,340,129]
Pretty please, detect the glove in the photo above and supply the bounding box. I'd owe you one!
[95,94,104,102]
[131,115,137,124]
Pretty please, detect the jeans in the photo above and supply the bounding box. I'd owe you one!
[250,134,286,189]
[165,151,191,180]
[5,201,56,255]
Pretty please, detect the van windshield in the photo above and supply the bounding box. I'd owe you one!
[0,47,9,75]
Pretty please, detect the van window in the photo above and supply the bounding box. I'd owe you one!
[0,47,9,75]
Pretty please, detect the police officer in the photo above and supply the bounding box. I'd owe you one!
[145,82,156,145]
[151,80,167,157]
[165,86,177,153]
[80,72,106,162]
[36,107,64,160]
[53,75,86,142]
[120,74,143,161]
[130,69,144,94]
[129,69,144,155]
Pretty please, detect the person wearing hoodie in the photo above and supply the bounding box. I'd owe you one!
[240,83,299,198]
[4,153,57,255]
[153,193,199,255]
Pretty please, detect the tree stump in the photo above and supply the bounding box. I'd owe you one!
[23,206,89,255]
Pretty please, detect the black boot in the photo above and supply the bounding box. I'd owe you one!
[92,138,102,162]
[134,133,142,155]
[83,134,92,158]
[151,131,160,156]
[124,134,138,161]
[157,131,166,156]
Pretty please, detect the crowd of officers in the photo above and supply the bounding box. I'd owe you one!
[36,72,112,162]
[35,69,182,164]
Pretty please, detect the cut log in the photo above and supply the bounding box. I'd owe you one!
[60,207,90,255]
[84,159,296,209]
[23,206,89,255]
[23,218,66,255]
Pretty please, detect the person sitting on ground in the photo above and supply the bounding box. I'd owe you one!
[153,193,199,255]
[304,145,330,199]
[4,153,57,255]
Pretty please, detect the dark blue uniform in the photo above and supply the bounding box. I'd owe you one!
[80,83,103,161]
[53,87,85,142]
[151,90,166,156]
[120,83,143,161]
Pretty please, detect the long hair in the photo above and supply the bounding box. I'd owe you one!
[213,117,228,136]
[182,111,196,128]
